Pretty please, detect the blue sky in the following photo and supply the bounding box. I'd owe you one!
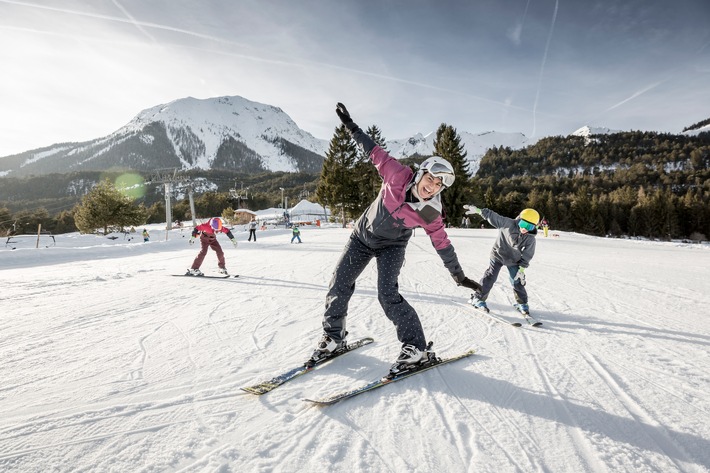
[1,0,709,157]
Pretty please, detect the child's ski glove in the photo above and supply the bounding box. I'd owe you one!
[463,204,482,215]
[514,267,526,286]
[452,272,482,291]
[231,239,238,248]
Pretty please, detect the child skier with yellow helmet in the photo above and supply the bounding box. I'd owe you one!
[463,205,541,324]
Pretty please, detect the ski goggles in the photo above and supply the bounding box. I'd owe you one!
[518,219,536,232]
[426,163,455,187]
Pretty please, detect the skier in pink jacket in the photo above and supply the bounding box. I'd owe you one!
[186,217,237,276]
[310,103,481,374]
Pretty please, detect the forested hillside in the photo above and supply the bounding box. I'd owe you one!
[471,131,710,240]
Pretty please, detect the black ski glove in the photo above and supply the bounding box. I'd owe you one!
[452,272,482,291]
[336,102,358,132]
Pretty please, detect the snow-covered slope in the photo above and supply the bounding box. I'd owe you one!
[682,123,710,136]
[1,226,708,472]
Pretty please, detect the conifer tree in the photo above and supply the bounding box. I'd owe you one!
[12,208,51,234]
[73,179,148,234]
[0,206,12,236]
[629,188,651,237]
[433,124,470,226]
[570,186,593,233]
[52,209,78,234]
[352,125,386,215]
[195,192,231,219]
[316,125,359,226]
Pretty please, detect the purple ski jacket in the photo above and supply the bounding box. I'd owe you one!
[352,137,463,276]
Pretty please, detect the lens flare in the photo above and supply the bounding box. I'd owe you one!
[115,173,145,199]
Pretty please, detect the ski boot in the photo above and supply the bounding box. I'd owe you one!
[514,303,542,326]
[218,267,229,275]
[386,342,436,379]
[513,303,530,315]
[186,268,204,276]
[468,293,489,313]
[307,333,346,367]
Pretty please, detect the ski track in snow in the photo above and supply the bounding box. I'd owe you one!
[0,227,709,472]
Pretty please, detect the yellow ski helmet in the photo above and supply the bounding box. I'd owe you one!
[519,208,540,225]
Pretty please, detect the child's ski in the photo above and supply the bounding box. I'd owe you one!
[513,304,543,326]
[472,305,523,327]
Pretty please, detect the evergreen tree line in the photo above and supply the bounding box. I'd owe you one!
[314,127,708,240]
[472,131,709,240]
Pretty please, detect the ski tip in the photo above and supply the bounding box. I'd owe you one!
[511,322,523,327]
[303,398,333,406]
[469,305,489,313]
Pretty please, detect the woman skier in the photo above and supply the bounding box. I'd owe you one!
[310,103,481,375]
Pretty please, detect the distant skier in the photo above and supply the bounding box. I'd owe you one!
[248,218,258,242]
[186,217,237,276]
[142,229,150,242]
[309,102,481,375]
[464,205,539,319]
[291,224,302,243]
[540,217,550,237]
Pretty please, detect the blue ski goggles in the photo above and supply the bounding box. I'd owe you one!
[518,219,536,232]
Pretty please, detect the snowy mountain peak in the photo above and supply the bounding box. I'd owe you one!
[0,95,331,177]
[119,95,328,171]
[571,125,621,137]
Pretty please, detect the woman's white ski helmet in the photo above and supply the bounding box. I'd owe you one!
[415,156,455,188]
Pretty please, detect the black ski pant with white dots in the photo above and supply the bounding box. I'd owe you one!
[322,234,427,351]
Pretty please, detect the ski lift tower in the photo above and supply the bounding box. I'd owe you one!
[146,168,194,237]
[229,181,250,210]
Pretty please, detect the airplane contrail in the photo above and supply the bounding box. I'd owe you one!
[0,0,233,44]
[604,81,665,112]
[531,0,559,138]
[111,0,158,44]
